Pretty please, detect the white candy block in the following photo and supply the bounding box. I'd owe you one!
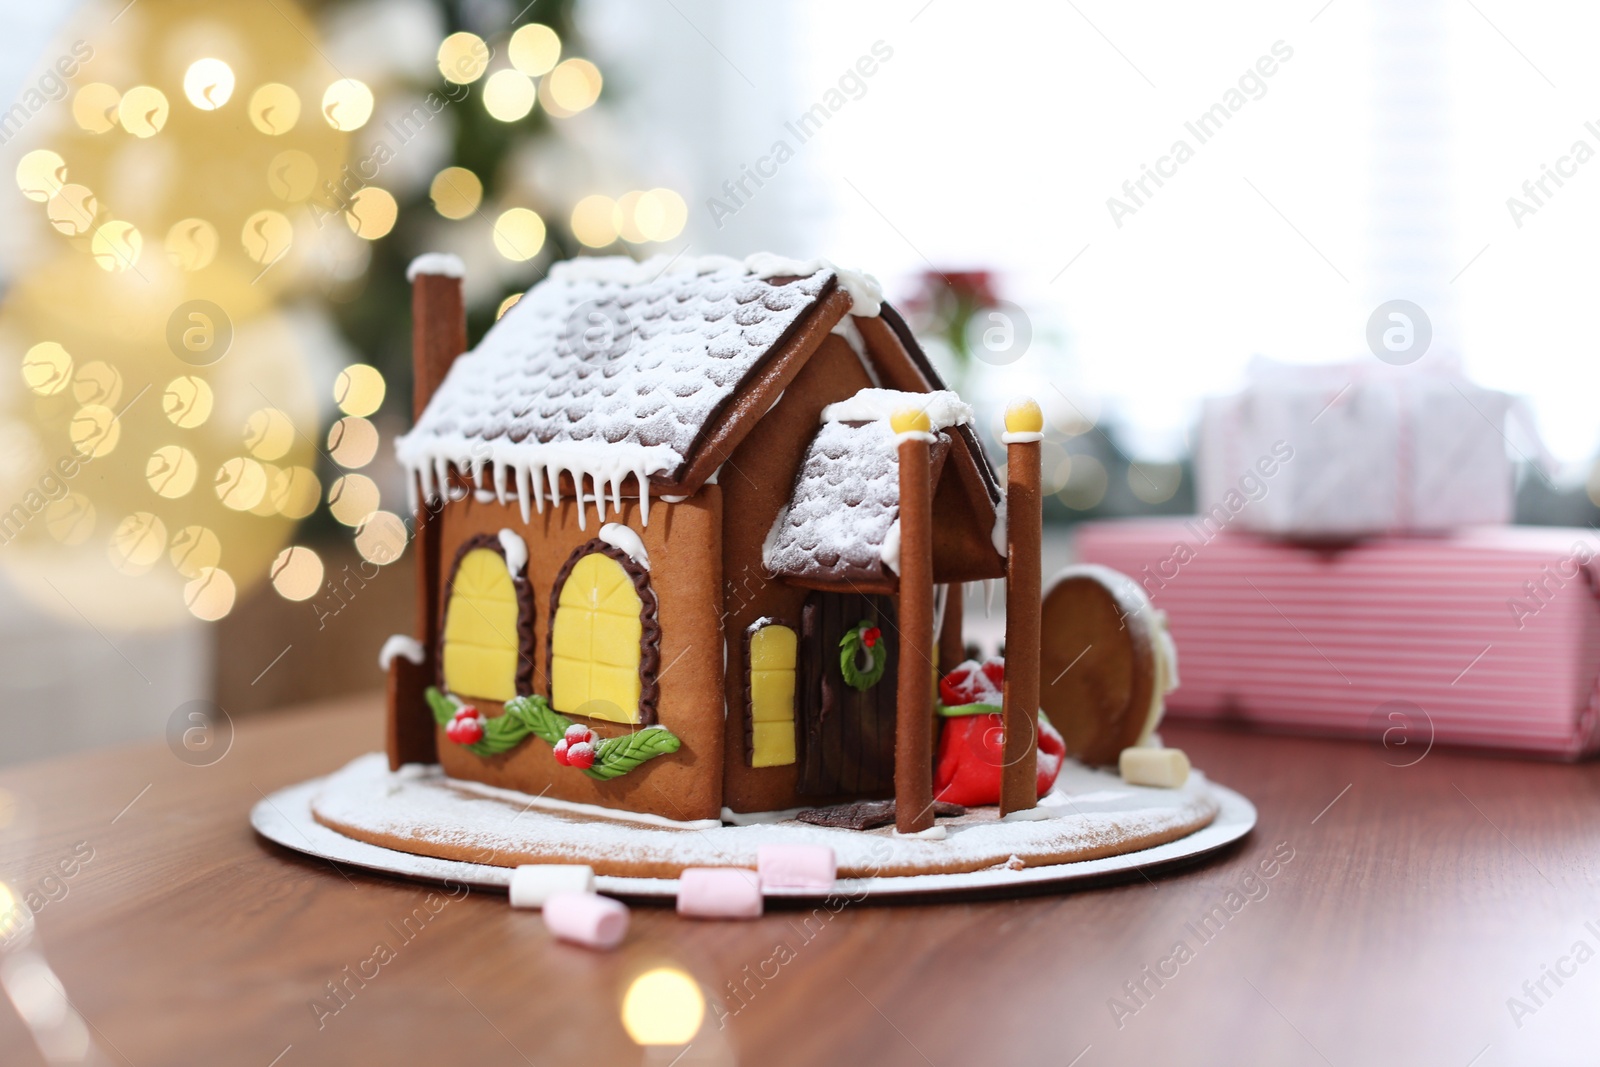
[1120,746,1190,789]
[1197,360,1522,537]
[509,864,595,908]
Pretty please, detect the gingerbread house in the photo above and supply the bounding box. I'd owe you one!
[381,253,1045,832]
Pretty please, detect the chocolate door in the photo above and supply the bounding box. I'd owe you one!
[797,591,897,796]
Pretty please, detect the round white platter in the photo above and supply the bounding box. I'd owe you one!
[252,753,1256,900]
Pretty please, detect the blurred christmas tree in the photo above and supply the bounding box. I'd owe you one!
[0,0,687,628]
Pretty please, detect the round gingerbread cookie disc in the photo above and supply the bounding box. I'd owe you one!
[1038,566,1157,767]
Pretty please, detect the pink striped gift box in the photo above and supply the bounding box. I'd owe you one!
[1073,520,1600,759]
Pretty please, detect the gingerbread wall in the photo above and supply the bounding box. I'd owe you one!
[718,334,878,813]
[432,489,727,822]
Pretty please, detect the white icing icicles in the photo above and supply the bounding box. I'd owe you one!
[497,529,528,577]
[598,523,650,569]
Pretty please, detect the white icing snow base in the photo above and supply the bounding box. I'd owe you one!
[406,252,466,280]
[252,754,1255,899]
[496,528,528,576]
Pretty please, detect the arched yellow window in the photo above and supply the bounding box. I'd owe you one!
[442,543,526,702]
[748,622,797,767]
[550,543,655,724]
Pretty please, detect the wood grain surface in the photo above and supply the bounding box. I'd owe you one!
[1,693,1596,1066]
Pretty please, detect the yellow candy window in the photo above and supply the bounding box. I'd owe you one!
[748,623,797,767]
[442,547,520,702]
[550,551,645,723]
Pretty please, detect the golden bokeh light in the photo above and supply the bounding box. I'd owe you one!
[615,190,646,243]
[108,512,168,576]
[429,166,482,220]
[483,69,536,122]
[333,363,385,417]
[355,510,407,565]
[509,24,561,76]
[321,78,373,131]
[45,185,98,236]
[495,293,521,320]
[249,462,284,517]
[146,444,199,499]
[242,209,293,265]
[165,218,218,271]
[346,186,397,240]
[268,149,319,202]
[72,83,121,133]
[215,456,269,511]
[46,493,95,545]
[249,83,301,135]
[272,466,320,519]
[72,361,122,407]
[163,376,213,429]
[492,207,546,262]
[438,32,490,84]
[1058,453,1108,510]
[16,149,67,202]
[90,220,142,272]
[244,407,295,460]
[1128,462,1182,505]
[327,415,378,468]
[571,194,618,247]
[169,525,221,578]
[117,86,170,137]
[69,404,120,457]
[183,58,235,111]
[634,188,687,242]
[270,545,323,601]
[184,567,236,621]
[328,473,379,526]
[621,968,705,1046]
[546,58,602,114]
[21,342,72,396]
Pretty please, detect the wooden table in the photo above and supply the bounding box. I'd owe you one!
[1,694,1595,1066]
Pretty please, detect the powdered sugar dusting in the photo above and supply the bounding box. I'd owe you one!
[307,754,1220,879]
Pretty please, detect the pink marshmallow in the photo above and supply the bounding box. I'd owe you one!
[543,892,629,949]
[677,867,763,919]
[757,844,837,890]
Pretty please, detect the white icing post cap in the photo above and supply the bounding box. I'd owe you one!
[407,252,466,282]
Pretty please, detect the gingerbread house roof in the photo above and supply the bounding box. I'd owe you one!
[397,253,880,519]
[763,389,974,587]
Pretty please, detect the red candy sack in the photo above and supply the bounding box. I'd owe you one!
[934,658,1067,806]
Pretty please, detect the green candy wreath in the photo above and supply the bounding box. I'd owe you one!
[838,620,888,691]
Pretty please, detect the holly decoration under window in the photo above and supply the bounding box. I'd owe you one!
[839,621,888,691]
[426,687,679,780]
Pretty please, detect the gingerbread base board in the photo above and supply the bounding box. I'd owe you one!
[253,754,1254,898]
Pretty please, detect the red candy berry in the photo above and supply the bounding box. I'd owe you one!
[552,738,570,765]
[445,706,485,745]
[564,723,594,745]
[861,626,881,650]
[564,740,596,769]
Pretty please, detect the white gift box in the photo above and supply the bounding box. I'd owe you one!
[1196,360,1523,538]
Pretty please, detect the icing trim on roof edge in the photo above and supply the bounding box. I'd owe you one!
[820,388,974,431]
[406,252,466,281]
[397,431,678,530]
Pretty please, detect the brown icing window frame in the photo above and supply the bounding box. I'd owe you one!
[437,532,537,700]
[743,617,798,767]
[547,538,661,726]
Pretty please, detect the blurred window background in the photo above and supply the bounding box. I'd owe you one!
[0,0,1594,762]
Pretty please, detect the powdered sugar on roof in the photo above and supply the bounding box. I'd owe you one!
[397,254,851,526]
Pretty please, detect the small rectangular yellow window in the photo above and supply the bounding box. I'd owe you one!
[749,623,797,767]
